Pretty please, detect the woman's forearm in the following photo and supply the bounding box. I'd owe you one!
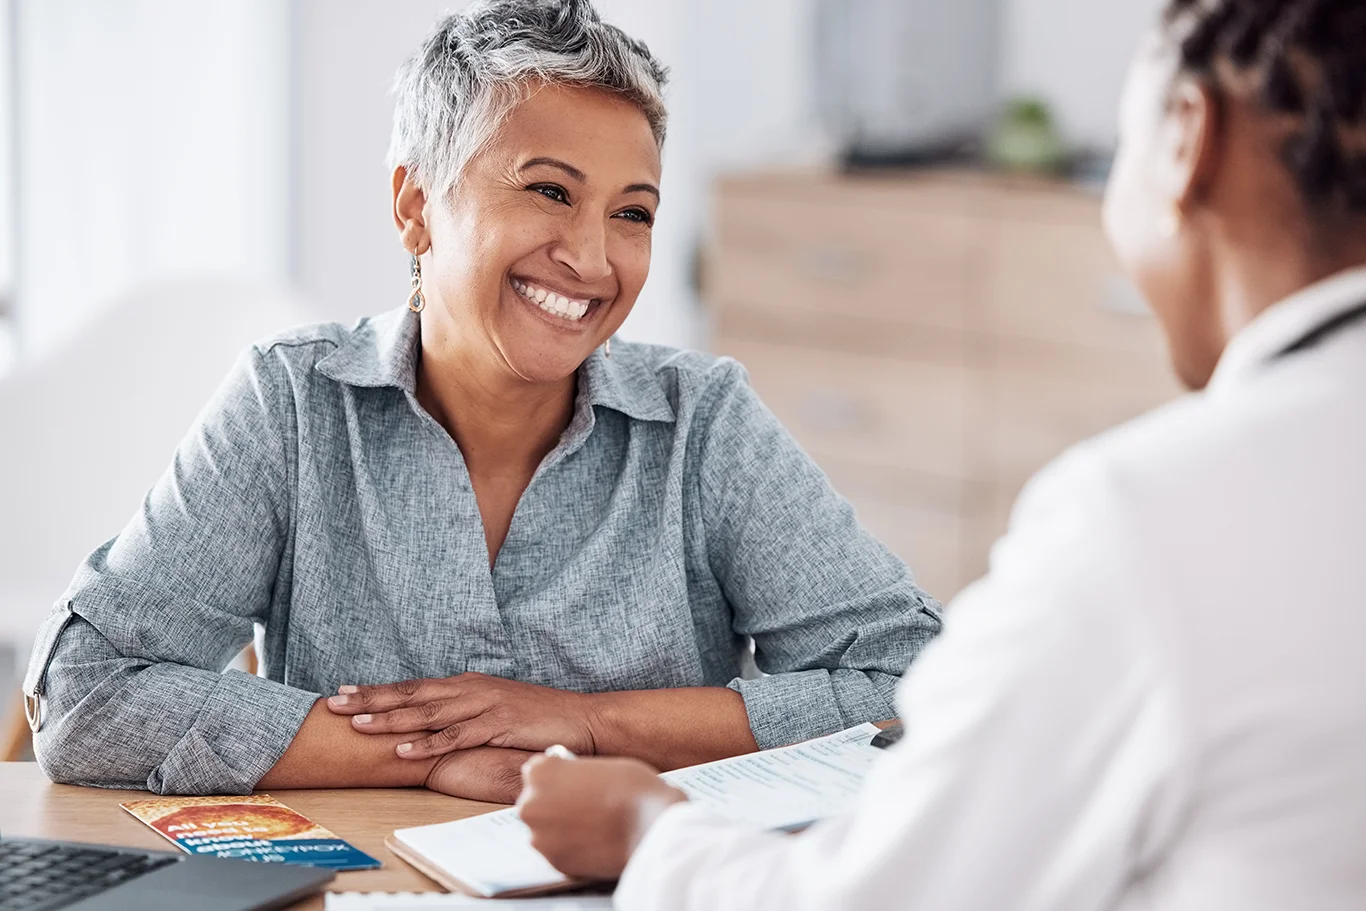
[259,699,437,789]
[585,687,758,770]
[323,675,759,772]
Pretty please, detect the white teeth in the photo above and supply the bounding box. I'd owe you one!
[512,279,592,322]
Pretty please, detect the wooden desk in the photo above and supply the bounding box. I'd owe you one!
[0,761,502,908]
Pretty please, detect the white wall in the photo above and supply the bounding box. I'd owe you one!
[289,0,456,328]
[681,0,828,173]
[688,0,1164,160]
[0,0,13,306]
[1000,0,1166,149]
[13,0,291,356]
[0,1,12,375]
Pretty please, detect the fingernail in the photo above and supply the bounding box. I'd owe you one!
[329,694,350,706]
[354,714,372,724]
[397,743,413,755]
[338,685,359,695]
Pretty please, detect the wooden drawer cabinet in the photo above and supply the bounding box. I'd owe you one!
[984,345,1183,491]
[706,170,1182,602]
[718,337,974,489]
[710,196,978,336]
[984,212,1170,356]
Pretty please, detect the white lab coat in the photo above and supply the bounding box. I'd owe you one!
[617,267,1366,911]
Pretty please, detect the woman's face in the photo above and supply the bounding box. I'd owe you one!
[416,84,662,384]
[1103,35,1224,390]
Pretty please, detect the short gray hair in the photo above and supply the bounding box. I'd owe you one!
[387,0,670,197]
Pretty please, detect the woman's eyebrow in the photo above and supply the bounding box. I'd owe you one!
[624,183,661,202]
[520,157,587,181]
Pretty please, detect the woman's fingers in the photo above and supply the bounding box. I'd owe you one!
[396,720,496,759]
[351,701,474,735]
[328,673,595,756]
[326,677,454,714]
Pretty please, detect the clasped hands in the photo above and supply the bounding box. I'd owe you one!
[327,671,598,759]
[326,672,687,877]
[325,671,597,803]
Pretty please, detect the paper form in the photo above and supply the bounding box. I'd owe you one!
[663,722,882,829]
[390,723,885,897]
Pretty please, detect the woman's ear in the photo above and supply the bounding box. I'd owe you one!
[392,166,432,255]
[1162,77,1222,215]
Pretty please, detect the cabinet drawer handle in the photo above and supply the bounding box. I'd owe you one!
[799,244,866,283]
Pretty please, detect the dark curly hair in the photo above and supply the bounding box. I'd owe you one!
[1163,0,1366,215]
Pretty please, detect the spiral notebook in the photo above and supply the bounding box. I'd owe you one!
[387,723,883,897]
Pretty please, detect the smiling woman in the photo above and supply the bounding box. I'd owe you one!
[23,0,942,803]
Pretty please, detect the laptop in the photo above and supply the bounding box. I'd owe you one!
[0,835,334,911]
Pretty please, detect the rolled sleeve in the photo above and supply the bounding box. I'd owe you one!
[727,670,844,750]
[698,361,942,748]
[26,344,312,793]
[149,670,319,795]
[34,610,318,794]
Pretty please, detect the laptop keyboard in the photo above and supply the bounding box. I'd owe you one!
[0,840,180,910]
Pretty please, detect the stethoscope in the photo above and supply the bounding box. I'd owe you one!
[1277,299,1366,360]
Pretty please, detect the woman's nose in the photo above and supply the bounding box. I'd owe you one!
[551,214,611,284]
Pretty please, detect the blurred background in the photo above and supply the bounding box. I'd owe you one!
[0,0,1179,753]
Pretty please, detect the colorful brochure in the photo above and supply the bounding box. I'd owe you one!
[121,794,382,871]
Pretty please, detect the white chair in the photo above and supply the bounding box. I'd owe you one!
[0,281,325,756]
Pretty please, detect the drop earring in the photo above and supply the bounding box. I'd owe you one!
[407,254,426,313]
[604,337,612,359]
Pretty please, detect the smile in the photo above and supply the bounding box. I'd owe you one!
[512,278,594,322]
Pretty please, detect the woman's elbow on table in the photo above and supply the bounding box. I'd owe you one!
[31,690,155,792]
[28,619,226,794]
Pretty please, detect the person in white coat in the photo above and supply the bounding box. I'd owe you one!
[514,1,1366,909]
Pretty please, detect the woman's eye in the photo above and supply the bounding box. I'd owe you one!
[616,207,654,225]
[531,184,569,204]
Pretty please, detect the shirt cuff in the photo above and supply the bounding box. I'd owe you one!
[728,670,845,749]
[147,670,319,795]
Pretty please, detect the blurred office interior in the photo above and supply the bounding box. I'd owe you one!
[0,0,1177,752]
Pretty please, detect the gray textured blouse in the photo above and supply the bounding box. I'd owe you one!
[25,307,942,795]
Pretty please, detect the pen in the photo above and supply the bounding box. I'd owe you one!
[545,744,576,759]
[870,722,904,749]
